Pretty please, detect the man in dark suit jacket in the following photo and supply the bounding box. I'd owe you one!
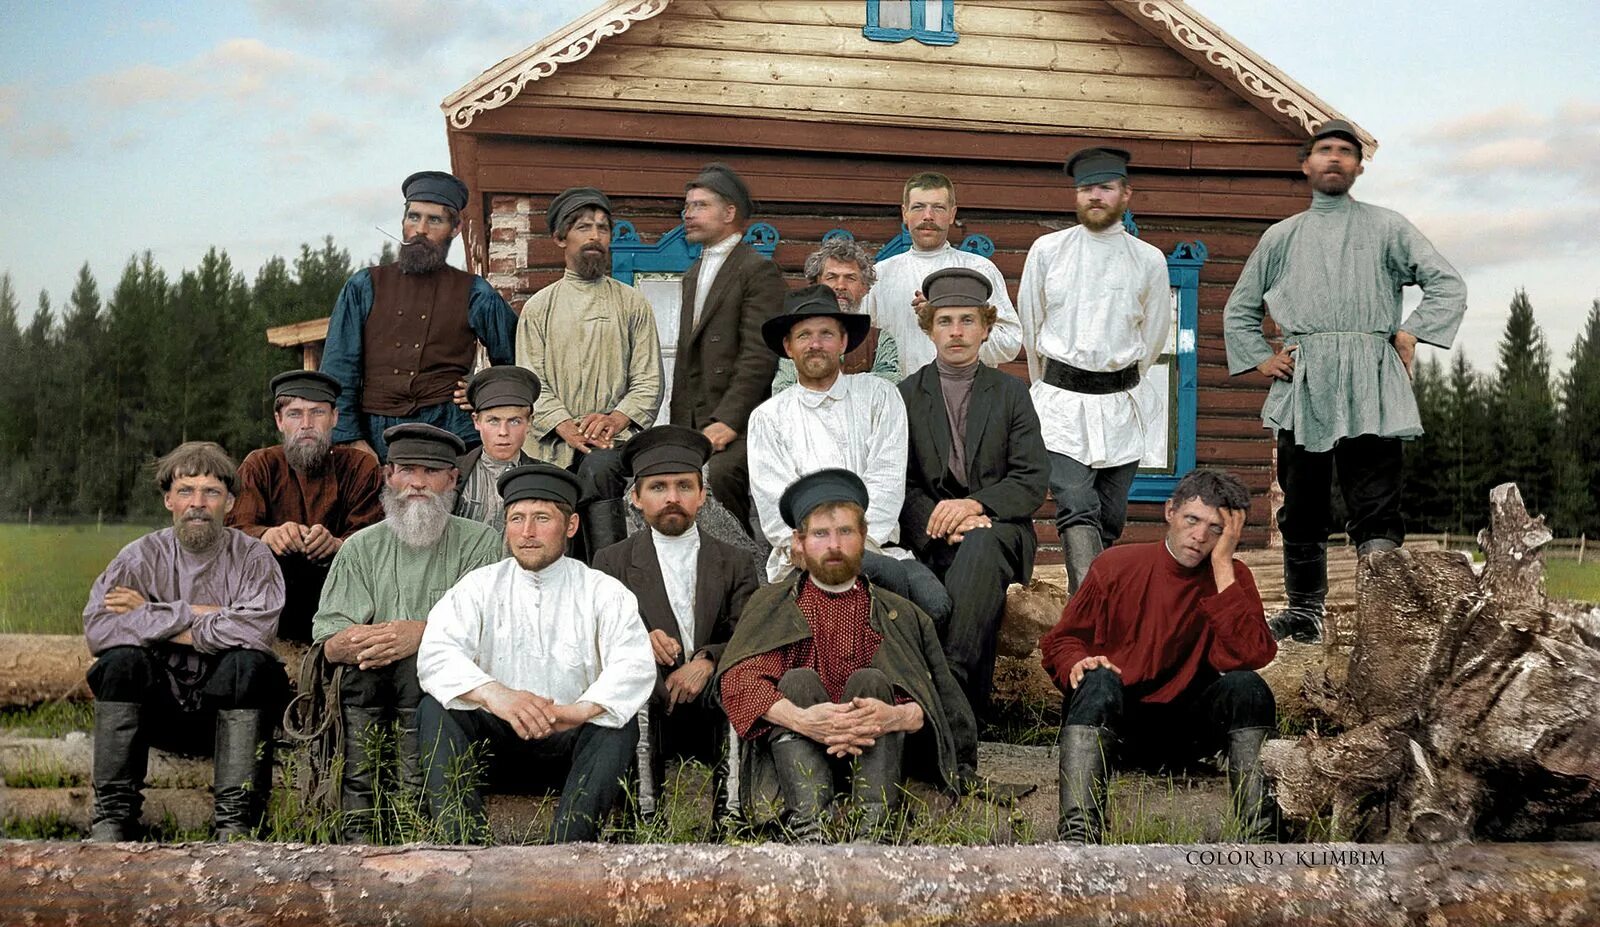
[900,268,1050,719]
[670,163,786,534]
[592,424,759,821]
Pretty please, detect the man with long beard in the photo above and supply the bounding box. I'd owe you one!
[1225,120,1466,644]
[229,370,384,642]
[418,463,655,843]
[83,442,285,840]
[1017,148,1171,593]
[517,186,661,559]
[716,469,976,842]
[321,171,519,461]
[312,423,503,842]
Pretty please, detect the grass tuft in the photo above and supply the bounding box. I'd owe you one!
[0,701,95,737]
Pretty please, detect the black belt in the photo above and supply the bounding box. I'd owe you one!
[1043,358,1139,395]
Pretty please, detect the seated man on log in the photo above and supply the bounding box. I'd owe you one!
[312,423,503,842]
[716,469,977,842]
[228,370,384,643]
[417,463,655,843]
[592,425,759,825]
[1039,469,1278,844]
[899,267,1049,723]
[83,441,286,840]
[453,365,540,534]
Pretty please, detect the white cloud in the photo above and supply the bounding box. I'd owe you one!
[0,85,19,128]
[87,38,323,108]
[7,125,73,158]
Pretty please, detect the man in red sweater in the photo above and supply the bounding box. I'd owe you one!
[1040,469,1277,843]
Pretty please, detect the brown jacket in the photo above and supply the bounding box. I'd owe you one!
[670,241,784,433]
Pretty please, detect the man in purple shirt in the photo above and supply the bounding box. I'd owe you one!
[82,441,286,840]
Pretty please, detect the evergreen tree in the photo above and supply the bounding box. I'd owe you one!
[1488,289,1558,519]
[1402,355,1451,532]
[60,264,113,514]
[1555,299,1600,535]
[1441,351,1493,535]
[0,276,26,511]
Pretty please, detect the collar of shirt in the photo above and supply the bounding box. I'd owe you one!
[909,241,955,259]
[704,233,741,257]
[1083,222,1127,242]
[795,374,851,409]
[650,523,701,549]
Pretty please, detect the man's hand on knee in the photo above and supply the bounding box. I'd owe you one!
[1069,656,1121,689]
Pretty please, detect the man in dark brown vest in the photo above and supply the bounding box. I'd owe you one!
[322,170,520,461]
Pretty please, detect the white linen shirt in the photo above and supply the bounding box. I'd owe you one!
[692,233,742,326]
[860,243,1022,378]
[651,524,700,647]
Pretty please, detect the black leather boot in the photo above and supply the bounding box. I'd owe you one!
[580,497,629,561]
[1057,724,1114,844]
[769,731,833,844]
[213,708,274,840]
[1063,525,1104,595]
[339,706,385,843]
[850,731,905,843]
[1268,541,1327,643]
[1227,726,1274,843]
[89,701,147,841]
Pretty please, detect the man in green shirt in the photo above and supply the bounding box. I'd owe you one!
[1224,119,1466,644]
[312,423,503,841]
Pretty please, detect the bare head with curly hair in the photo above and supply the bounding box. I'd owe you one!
[803,237,878,312]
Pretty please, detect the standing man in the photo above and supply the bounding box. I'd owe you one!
[518,186,661,557]
[312,423,504,842]
[1225,120,1467,644]
[418,463,656,843]
[322,170,519,461]
[671,162,786,533]
[900,269,1049,719]
[230,369,384,643]
[83,442,285,840]
[860,171,1022,379]
[1039,470,1277,844]
[454,365,540,534]
[772,238,900,393]
[592,425,759,823]
[1017,148,1171,592]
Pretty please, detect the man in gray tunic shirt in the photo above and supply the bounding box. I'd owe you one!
[1224,119,1466,643]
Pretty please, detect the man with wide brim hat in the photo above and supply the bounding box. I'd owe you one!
[454,365,541,533]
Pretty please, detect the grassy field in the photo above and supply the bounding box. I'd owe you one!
[0,523,161,635]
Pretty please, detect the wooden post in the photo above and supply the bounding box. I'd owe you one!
[1580,533,1587,565]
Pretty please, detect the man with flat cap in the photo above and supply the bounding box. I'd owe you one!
[418,462,655,843]
[747,285,953,628]
[900,268,1049,720]
[1017,147,1171,593]
[592,425,759,823]
[229,369,384,642]
[454,365,540,534]
[717,469,977,842]
[518,185,661,559]
[1225,119,1466,644]
[312,422,503,842]
[671,162,785,535]
[322,170,520,461]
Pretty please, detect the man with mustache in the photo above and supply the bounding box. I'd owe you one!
[418,463,655,843]
[83,441,286,840]
[1017,148,1172,594]
[1039,469,1277,844]
[312,423,503,842]
[453,365,540,534]
[859,171,1022,380]
[746,286,953,629]
[771,238,900,393]
[1225,120,1467,644]
[516,186,661,559]
[229,370,384,642]
[899,268,1049,723]
[716,469,977,842]
[321,171,519,461]
[591,425,759,825]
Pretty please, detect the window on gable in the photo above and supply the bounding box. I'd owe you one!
[864,0,958,46]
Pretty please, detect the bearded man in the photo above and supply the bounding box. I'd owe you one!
[312,423,503,842]
[229,370,384,642]
[771,238,900,393]
[321,171,519,461]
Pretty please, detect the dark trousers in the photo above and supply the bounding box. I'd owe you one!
[1048,453,1139,548]
[274,555,332,644]
[570,447,628,506]
[861,551,953,630]
[86,646,282,755]
[920,523,1034,718]
[707,436,753,535]
[638,692,737,818]
[364,402,480,461]
[1064,667,1275,763]
[417,695,638,843]
[771,667,898,791]
[1276,430,1405,546]
[338,655,423,714]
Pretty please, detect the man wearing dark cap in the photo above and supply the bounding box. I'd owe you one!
[671,162,785,534]
[1017,147,1172,593]
[747,286,953,628]
[312,422,503,842]
[900,268,1049,720]
[229,369,384,642]
[321,170,519,461]
[717,469,977,842]
[1225,119,1466,644]
[771,237,900,394]
[453,365,540,534]
[592,425,759,823]
[517,185,661,558]
[418,462,655,842]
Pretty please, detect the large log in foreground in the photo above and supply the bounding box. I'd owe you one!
[5,839,1600,926]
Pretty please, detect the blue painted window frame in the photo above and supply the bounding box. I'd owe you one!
[609,220,779,284]
[863,0,958,46]
[869,225,991,263]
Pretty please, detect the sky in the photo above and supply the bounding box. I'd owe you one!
[2,0,1596,371]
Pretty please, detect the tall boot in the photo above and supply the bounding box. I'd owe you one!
[1268,541,1326,643]
[1226,726,1274,843]
[340,707,385,843]
[89,701,148,842]
[395,707,424,798]
[580,497,629,562]
[213,708,274,840]
[1057,725,1114,845]
[850,731,905,843]
[1063,525,1104,595]
[769,731,833,844]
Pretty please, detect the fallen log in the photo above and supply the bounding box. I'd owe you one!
[5,839,1600,926]
[0,637,305,707]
